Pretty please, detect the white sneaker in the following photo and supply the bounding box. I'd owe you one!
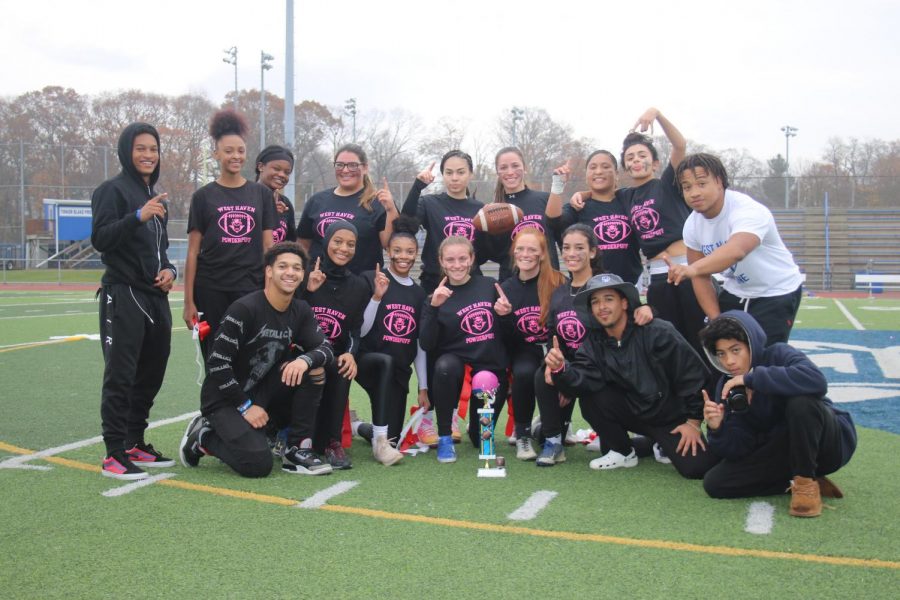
[507,433,517,446]
[653,443,672,464]
[585,437,602,452]
[516,437,537,461]
[589,448,638,470]
[373,436,403,466]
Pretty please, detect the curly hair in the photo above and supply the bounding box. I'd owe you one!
[209,109,249,142]
[620,132,657,167]
[699,316,748,356]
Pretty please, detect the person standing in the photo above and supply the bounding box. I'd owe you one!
[256,145,297,243]
[182,109,275,361]
[91,122,176,480]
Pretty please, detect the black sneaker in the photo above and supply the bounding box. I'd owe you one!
[102,450,148,481]
[325,439,352,470]
[179,414,209,468]
[126,443,175,468]
[282,446,333,476]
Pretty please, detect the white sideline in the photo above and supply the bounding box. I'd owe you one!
[744,501,775,535]
[102,472,176,497]
[296,481,360,509]
[0,411,199,469]
[833,299,865,331]
[507,490,558,521]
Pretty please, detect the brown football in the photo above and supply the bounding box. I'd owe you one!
[472,203,525,234]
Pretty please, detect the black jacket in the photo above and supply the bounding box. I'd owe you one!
[553,317,708,424]
[91,122,175,294]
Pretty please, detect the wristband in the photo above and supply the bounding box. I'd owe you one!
[135,208,142,220]
[551,174,566,195]
[238,400,252,414]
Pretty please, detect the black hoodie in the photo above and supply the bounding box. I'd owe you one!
[91,123,175,295]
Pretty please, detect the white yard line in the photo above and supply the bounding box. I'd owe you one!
[744,501,775,535]
[833,299,865,331]
[102,472,176,497]
[296,481,360,509]
[0,411,199,469]
[507,490,558,521]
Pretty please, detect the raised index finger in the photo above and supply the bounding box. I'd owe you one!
[382,177,389,190]
[375,263,381,274]
[494,283,508,301]
[314,257,321,271]
[439,276,448,288]
[552,335,560,350]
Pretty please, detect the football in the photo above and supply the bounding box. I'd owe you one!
[472,203,525,235]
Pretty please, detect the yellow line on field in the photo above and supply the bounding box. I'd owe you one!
[1,440,897,571]
[0,336,89,354]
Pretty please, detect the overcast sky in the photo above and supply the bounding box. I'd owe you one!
[2,0,897,168]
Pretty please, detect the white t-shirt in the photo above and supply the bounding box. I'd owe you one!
[683,190,803,298]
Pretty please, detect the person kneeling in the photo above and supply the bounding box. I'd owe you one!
[699,311,857,517]
[180,242,335,477]
[546,273,719,479]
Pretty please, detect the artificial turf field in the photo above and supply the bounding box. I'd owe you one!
[1,287,898,598]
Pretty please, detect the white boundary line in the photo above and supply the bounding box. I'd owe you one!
[0,411,199,469]
[102,472,176,497]
[744,501,775,535]
[833,299,865,331]
[507,490,558,521]
[296,481,360,508]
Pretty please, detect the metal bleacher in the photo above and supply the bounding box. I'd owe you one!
[773,208,900,291]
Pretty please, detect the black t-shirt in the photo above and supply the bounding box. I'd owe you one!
[618,164,690,259]
[547,281,589,362]
[273,195,297,243]
[495,188,560,279]
[499,274,550,347]
[556,193,643,284]
[300,272,369,356]
[201,290,331,414]
[402,180,492,285]
[188,181,276,291]
[419,275,508,371]
[298,188,387,274]
[360,269,426,381]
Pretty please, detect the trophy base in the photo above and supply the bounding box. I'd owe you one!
[477,467,507,478]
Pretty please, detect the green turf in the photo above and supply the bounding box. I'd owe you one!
[1,290,898,598]
[0,268,104,284]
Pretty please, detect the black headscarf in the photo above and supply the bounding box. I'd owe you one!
[322,220,358,280]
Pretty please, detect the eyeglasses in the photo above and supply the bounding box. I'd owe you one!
[334,162,363,172]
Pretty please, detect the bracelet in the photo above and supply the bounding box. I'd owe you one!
[550,174,566,195]
[135,208,142,220]
[238,400,252,414]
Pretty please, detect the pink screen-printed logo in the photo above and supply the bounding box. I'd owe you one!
[314,313,342,340]
[594,217,631,244]
[460,308,493,335]
[631,207,660,234]
[218,211,256,237]
[557,316,585,345]
[383,310,416,337]
[442,220,475,240]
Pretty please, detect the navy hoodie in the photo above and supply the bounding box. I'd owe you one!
[91,123,175,294]
[704,310,857,465]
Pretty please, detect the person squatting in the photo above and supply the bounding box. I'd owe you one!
[90,108,855,519]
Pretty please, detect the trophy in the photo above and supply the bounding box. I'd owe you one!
[472,370,506,478]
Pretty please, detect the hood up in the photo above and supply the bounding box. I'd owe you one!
[702,310,768,375]
[117,122,161,188]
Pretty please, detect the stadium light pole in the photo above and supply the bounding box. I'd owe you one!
[223,47,238,110]
[284,0,296,201]
[781,125,798,209]
[345,98,357,142]
[260,51,274,149]
[511,107,524,146]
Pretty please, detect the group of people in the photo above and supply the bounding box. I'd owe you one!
[90,107,857,518]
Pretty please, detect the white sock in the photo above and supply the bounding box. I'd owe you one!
[350,419,363,436]
[373,425,389,440]
[547,435,562,445]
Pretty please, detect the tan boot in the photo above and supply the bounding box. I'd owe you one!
[790,476,823,517]
[373,436,403,466]
[816,476,844,499]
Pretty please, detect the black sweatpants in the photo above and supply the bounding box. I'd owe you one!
[580,385,720,479]
[534,368,577,440]
[718,286,803,345]
[703,395,849,498]
[647,274,708,359]
[203,367,324,478]
[313,360,353,453]
[194,285,254,364]
[432,353,508,446]
[509,346,543,438]
[356,352,411,440]
[99,284,171,455]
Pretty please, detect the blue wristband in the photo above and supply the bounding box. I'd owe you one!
[135,208,141,220]
[237,400,252,414]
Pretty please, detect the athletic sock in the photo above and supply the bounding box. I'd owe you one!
[547,434,562,445]
[350,418,364,436]
[373,425,389,440]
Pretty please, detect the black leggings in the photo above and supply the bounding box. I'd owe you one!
[356,352,411,440]
[703,395,851,498]
[194,286,254,365]
[313,360,353,453]
[203,368,324,477]
[509,347,543,437]
[647,274,707,359]
[432,353,508,445]
[534,368,577,440]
